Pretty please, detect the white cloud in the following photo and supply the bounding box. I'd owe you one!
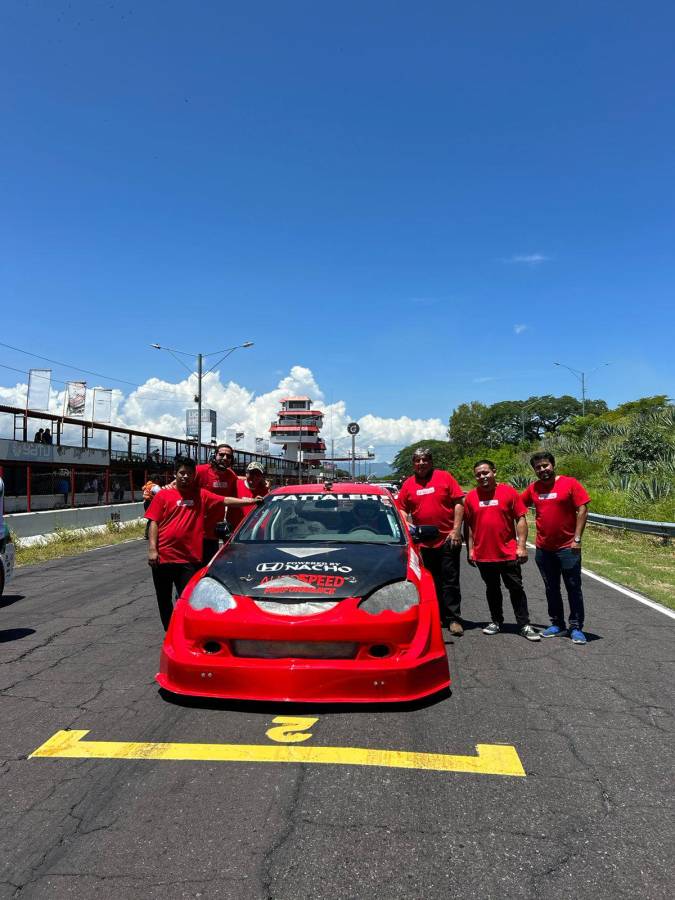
[503,254,550,264]
[472,376,497,384]
[0,366,445,460]
[513,324,528,335]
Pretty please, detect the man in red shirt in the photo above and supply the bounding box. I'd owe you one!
[146,455,226,630]
[146,455,261,629]
[521,451,591,644]
[195,443,240,563]
[397,448,465,635]
[228,462,271,531]
[464,459,540,641]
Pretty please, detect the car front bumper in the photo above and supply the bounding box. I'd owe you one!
[156,594,450,703]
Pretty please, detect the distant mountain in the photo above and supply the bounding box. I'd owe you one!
[367,461,393,476]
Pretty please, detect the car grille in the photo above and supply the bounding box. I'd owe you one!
[232,640,358,659]
[253,600,340,616]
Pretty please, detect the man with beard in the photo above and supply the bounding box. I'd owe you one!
[396,448,465,635]
[521,451,591,644]
[195,443,241,563]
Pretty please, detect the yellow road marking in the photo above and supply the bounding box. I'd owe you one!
[29,730,526,777]
[266,716,319,743]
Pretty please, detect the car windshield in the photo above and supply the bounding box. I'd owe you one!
[234,492,405,544]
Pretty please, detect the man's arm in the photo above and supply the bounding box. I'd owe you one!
[147,520,159,567]
[396,489,413,526]
[224,495,263,507]
[572,503,589,551]
[203,489,262,507]
[449,498,464,545]
[464,519,476,566]
[515,515,528,563]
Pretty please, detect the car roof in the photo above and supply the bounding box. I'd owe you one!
[271,482,390,496]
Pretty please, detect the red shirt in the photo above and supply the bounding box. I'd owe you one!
[228,477,270,530]
[145,487,225,564]
[464,484,527,563]
[397,469,465,548]
[521,475,591,550]
[195,464,238,535]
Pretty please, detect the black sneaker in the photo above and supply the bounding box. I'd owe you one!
[520,625,541,642]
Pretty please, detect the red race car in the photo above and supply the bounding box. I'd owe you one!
[157,483,450,703]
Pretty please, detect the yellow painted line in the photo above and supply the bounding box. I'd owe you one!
[29,730,526,777]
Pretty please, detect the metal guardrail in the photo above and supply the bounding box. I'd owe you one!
[587,512,675,539]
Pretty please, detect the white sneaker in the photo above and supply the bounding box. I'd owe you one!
[483,622,500,635]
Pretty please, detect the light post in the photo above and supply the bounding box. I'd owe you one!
[151,341,254,462]
[553,361,610,416]
[520,399,540,442]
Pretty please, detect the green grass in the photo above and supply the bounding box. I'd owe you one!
[580,527,675,610]
[13,520,146,567]
[527,513,675,610]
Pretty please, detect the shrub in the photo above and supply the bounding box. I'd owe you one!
[628,477,673,503]
[556,454,604,483]
[610,428,673,475]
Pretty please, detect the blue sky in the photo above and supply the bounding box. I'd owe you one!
[1,1,673,455]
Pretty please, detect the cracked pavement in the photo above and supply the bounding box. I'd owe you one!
[0,540,673,898]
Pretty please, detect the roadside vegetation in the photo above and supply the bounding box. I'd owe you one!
[390,394,675,605]
[391,395,675,521]
[13,520,145,567]
[575,527,674,611]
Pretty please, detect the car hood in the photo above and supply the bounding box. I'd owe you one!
[209,542,408,601]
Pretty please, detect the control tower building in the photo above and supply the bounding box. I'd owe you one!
[269,396,326,467]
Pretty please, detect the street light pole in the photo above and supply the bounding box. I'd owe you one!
[197,352,203,462]
[554,361,610,416]
[151,341,254,462]
[520,399,540,442]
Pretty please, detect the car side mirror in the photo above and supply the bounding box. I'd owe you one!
[410,525,439,543]
[215,521,231,541]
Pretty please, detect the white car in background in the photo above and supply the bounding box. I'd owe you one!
[371,482,399,498]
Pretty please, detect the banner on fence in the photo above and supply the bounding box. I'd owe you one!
[27,369,52,411]
[65,381,86,417]
[92,388,113,423]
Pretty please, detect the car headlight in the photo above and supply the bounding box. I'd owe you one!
[359,581,420,615]
[188,577,237,613]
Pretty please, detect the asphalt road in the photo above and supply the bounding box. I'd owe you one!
[1,540,673,899]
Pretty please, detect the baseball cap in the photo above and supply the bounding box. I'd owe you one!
[246,462,265,474]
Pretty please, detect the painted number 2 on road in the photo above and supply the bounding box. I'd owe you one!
[266,716,318,743]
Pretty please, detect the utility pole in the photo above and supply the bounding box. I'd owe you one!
[196,352,203,462]
[520,399,540,442]
[554,362,610,416]
[151,341,253,463]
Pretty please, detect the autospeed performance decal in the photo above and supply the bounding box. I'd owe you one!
[251,573,348,596]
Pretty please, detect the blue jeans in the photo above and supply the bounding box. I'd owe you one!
[535,547,585,630]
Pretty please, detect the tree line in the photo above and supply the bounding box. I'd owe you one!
[389,395,674,521]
